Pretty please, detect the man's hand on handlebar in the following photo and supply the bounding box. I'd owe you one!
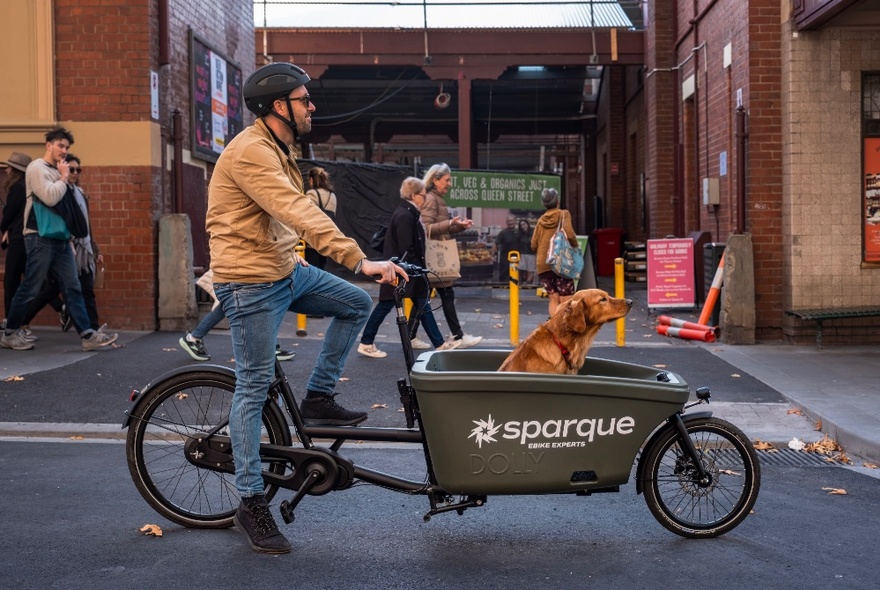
[361,259,409,285]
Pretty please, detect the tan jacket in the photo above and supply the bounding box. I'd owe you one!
[531,208,578,276]
[421,189,465,241]
[207,119,364,283]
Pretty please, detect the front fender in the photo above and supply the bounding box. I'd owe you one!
[634,410,713,495]
[121,364,236,429]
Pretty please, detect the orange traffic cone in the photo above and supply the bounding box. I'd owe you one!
[657,324,717,343]
[657,315,715,332]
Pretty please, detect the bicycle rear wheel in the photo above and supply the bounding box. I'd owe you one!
[642,417,760,538]
[125,370,289,529]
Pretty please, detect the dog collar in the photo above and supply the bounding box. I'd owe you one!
[541,325,575,371]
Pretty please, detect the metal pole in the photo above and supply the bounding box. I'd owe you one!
[508,250,520,345]
[614,257,626,347]
[295,240,308,336]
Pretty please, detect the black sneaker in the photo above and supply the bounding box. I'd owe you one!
[179,333,210,361]
[60,305,73,332]
[299,394,368,426]
[233,495,291,554]
[275,343,295,361]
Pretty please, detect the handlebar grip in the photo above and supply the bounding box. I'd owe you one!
[389,258,426,278]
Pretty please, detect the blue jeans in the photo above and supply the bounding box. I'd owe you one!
[6,235,93,336]
[361,297,444,347]
[214,263,371,497]
[191,305,226,339]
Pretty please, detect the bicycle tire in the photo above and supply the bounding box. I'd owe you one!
[641,416,760,538]
[125,370,289,529]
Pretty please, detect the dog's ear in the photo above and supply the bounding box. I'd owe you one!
[566,297,588,333]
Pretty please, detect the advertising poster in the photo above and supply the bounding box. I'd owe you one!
[647,238,695,308]
[864,138,880,262]
[190,33,243,162]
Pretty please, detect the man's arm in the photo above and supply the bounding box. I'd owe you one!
[27,162,68,206]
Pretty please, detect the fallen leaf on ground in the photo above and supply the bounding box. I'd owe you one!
[821,487,847,495]
[492,314,503,320]
[719,469,741,476]
[753,439,776,451]
[139,524,163,536]
[370,403,387,409]
[473,309,481,313]
[787,408,804,416]
[825,452,852,465]
[317,332,324,337]
[338,377,350,382]
[814,419,823,431]
[804,434,842,455]
[788,437,805,451]
[493,323,504,328]
[162,348,176,352]
[863,462,878,469]
[526,311,533,316]
[176,393,188,400]
[731,373,741,378]
[397,407,405,413]
[652,364,667,369]
[3,376,24,382]
[70,436,84,441]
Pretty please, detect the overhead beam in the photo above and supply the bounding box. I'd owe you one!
[257,28,644,78]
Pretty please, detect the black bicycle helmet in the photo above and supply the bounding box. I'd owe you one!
[243,62,311,117]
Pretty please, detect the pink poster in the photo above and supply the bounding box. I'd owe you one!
[647,238,696,309]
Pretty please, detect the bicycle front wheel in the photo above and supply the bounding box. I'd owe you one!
[125,370,289,529]
[642,417,760,538]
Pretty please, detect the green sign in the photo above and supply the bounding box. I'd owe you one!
[445,171,561,209]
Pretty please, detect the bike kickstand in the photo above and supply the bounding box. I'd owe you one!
[279,469,321,524]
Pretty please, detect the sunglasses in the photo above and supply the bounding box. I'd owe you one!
[68,167,82,173]
[287,95,312,107]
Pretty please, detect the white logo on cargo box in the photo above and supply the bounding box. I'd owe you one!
[468,413,635,448]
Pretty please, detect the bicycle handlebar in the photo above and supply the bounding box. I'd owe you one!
[389,257,426,280]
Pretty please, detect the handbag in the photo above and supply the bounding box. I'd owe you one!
[546,211,584,279]
[425,227,461,287]
[31,186,89,240]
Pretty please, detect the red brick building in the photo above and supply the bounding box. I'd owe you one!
[2,1,879,344]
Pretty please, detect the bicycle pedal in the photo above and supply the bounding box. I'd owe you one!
[279,500,295,524]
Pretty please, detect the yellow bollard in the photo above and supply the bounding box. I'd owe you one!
[295,240,308,337]
[614,257,625,347]
[508,250,520,345]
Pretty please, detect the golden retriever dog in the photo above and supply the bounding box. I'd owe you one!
[498,289,633,374]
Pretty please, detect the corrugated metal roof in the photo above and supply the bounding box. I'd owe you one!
[254,1,635,29]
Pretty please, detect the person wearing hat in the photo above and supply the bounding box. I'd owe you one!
[531,187,579,317]
[1,151,33,328]
[207,62,407,554]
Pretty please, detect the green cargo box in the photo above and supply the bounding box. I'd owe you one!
[410,350,690,495]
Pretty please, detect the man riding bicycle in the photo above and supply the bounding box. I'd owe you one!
[207,62,405,554]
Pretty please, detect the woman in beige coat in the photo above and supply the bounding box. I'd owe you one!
[531,188,578,316]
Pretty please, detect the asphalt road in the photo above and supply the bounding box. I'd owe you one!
[1,442,877,590]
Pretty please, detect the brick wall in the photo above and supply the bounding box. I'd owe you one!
[644,0,676,238]
[783,23,880,344]
[9,0,254,330]
[670,0,783,338]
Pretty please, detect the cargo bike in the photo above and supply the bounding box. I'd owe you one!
[124,262,760,539]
